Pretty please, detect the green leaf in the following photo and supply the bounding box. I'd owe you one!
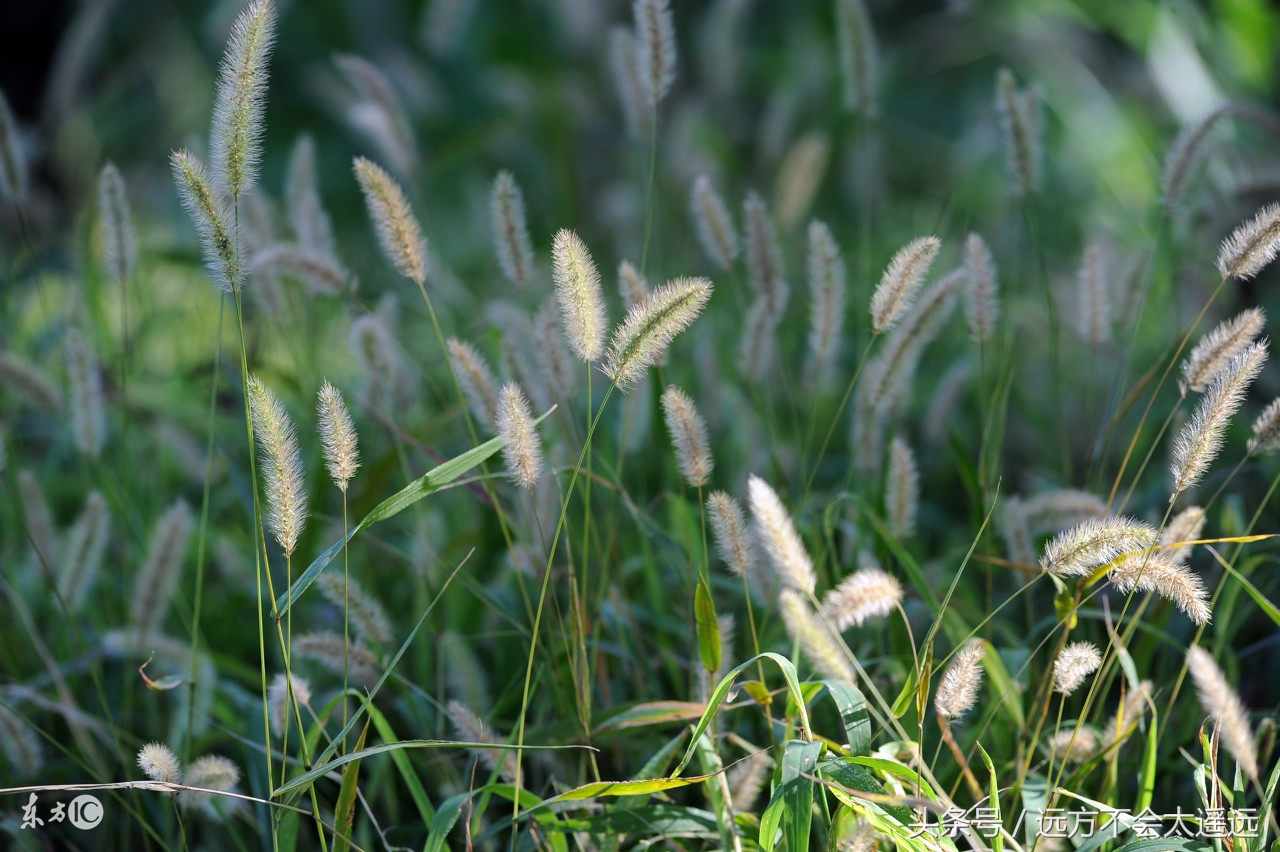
[332,721,368,852]
[1137,708,1158,813]
[693,731,738,852]
[538,805,719,837]
[545,774,718,802]
[760,739,823,852]
[976,742,1001,852]
[817,757,914,826]
[1114,839,1213,852]
[824,680,871,756]
[594,701,709,734]
[695,580,722,674]
[617,730,689,809]
[980,641,1025,730]
[670,652,814,778]
[276,414,549,614]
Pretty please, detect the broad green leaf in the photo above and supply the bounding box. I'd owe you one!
[824,680,871,756]
[761,739,824,852]
[538,805,719,837]
[694,731,739,852]
[545,774,717,802]
[817,757,914,826]
[695,580,721,674]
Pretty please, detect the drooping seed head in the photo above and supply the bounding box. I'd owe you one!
[210,0,276,198]
[1159,505,1206,565]
[354,156,428,285]
[1170,341,1267,497]
[661,385,713,487]
[1162,104,1233,210]
[496,382,543,490]
[870,236,941,333]
[743,191,786,306]
[935,640,986,720]
[1180,308,1265,395]
[1044,727,1099,764]
[1217,202,1280,280]
[1109,551,1211,625]
[1186,645,1258,781]
[820,564,903,631]
[551,228,607,362]
[317,381,359,491]
[137,742,182,784]
[747,474,815,594]
[604,277,712,388]
[246,375,308,557]
[1053,641,1102,695]
[179,754,241,813]
[0,354,63,411]
[99,163,137,284]
[1039,515,1158,577]
[778,588,856,683]
[171,150,243,293]
[252,243,350,294]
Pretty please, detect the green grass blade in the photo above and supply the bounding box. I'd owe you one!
[824,679,871,756]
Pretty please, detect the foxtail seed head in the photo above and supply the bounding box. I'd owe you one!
[963,233,998,343]
[691,176,739,271]
[354,156,427,285]
[605,277,712,388]
[1054,641,1102,695]
[661,385,713,487]
[210,0,276,198]
[633,0,675,111]
[747,474,815,594]
[171,150,243,293]
[137,742,182,784]
[870,236,941,333]
[247,375,308,557]
[551,228,607,362]
[935,640,985,720]
[820,565,903,631]
[1180,308,1264,395]
[1039,516,1158,577]
[496,382,543,490]
[99,163,137,284]
[1186,645,1258,781]
[317,381,359,491]
[1217,202,1280,280]
[1171,341,1267,496]
[491,171,535,290]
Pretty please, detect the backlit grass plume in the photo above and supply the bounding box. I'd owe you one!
[869,236,940,333]
[935,640,986,720]
[1039,516,1158,577]
[1162,103,1232,209]
[497,382,543,490]
[295,632,380,687]
[1249,397,1280,455]
[1186,645,1258,781]
[1180,308,1265,395]
[707,491,755,580]
[210,0,276,198]
[354,156,427,286]
[317,571,391,645]
[171,150,242,293]
[1159,505,1206,565]
[1054,641,1102,695]
[1216,202,1280,280]
[251,243,349,294]
[317,380,359,491]
[691,176,738,271]
[604,277,712,388]
[820,563,903,631]
[633,0,675,111]
[618,259,650,311]
[137,742,182,784]
[179,755,241,814]
[491,170,535,290]
[98,163,137,284]
[747,473,815,594]
[247,375,308,557]
[1109,551,1210,625]
[778,588,856,683]
[1170,341,1267,497]
[661,385,713,487]
[552,228,607,363]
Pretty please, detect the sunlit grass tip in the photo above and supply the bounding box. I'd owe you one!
[605,276,712,388]
[1180,308,1265,395]
[747,473,815,594]
[137,741,182,784]
[210,0,276,198]
[552,228,607,363]
[246,375,309,557]
[496,381,543,490]
[869,235,941,333]
[171,149,243,293]
[447,338,501,429]
[661,385,713,488]
[1217,202,1280,280]
[633,0,675,111]
[354,156,428,286]
[1053,641,1102,696]
[820,562,902,631]
[1039,515,1158,577]
[1186,645,1258,781]
[935,640,985,720]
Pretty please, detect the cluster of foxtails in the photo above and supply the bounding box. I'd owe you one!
[2,0,1280,847]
